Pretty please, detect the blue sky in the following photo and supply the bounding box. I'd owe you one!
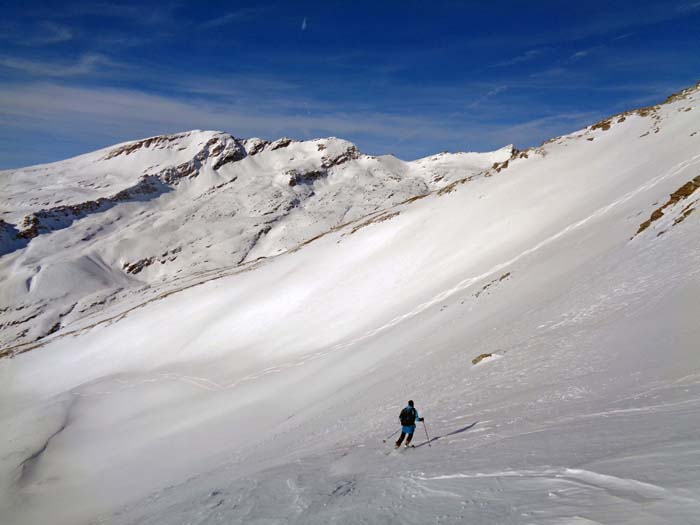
[1,0,699,168]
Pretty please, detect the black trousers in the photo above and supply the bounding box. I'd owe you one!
[395,430,414,446]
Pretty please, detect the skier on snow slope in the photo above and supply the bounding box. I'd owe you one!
[395,400,424,448]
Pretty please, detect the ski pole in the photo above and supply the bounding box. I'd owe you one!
[423,420,431,447]
[382,429,400,443]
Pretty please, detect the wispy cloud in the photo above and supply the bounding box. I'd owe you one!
[678,2,700,12]
[490,49,545,68]
[301,17,307,31]
[528,67,569,79]
[569,50,591,61]
[37,1,174,26]
[0,53,118,77]
[562,3,700,41]
[569,45,604,61]
[467,85,508,109]
[170,75,300,98]
[20,21,73,46]
[0,82,459,150]
[0,81,592,167]
[0,20,73,47]
[200,7,269,29]
[1,76,684,169]
[487,111,601,145]
[611,33,634,41]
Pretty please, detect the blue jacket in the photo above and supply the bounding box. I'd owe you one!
[400,406,422,434]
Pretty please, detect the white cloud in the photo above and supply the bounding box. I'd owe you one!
[467,85,508,109]
[611,33,634,41]
[528,67,569,79]
[570,50,590,60]
[0,79,631,167]
[21,22,73,46]
[568,43,606,62]
[0,53,116,77]
[0,83,459,147]
[200,7,269,29]
[490,49,545,68]
[678,2,700,12]
[494,111,600,143]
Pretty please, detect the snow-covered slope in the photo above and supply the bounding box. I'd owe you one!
[0,133,511,350]
[1,84,700,524]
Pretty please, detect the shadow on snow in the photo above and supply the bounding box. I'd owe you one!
[414,421,479,448]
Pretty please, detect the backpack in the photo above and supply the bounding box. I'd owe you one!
[399,406,416,426]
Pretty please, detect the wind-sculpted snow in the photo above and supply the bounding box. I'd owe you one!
[0,84,700,524]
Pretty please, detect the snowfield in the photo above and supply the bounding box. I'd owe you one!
[1,84,700,524]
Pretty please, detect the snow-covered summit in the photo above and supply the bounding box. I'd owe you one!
[1,131,240,220]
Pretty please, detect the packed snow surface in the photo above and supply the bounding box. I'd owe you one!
[1,85,700,524]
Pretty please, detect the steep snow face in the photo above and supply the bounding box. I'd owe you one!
[1,84,700,524]
[0,134,509,350]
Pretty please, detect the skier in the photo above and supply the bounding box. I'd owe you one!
[395,400,424,448]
